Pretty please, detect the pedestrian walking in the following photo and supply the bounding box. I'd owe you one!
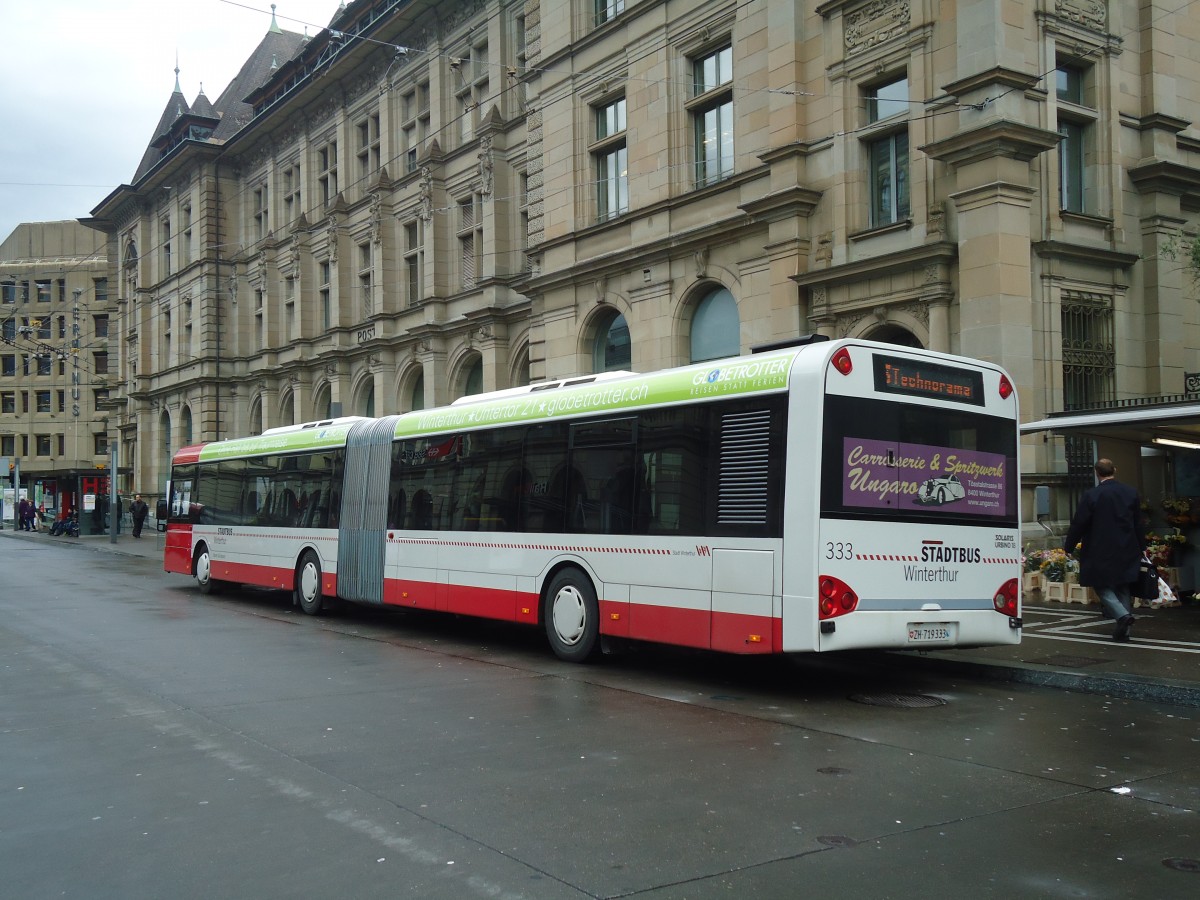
[130,494,149,538]
[1063,458,1147,642]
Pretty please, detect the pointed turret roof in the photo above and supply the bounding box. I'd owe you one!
[128,16,307,183]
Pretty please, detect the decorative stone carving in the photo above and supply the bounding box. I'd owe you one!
[478,136,494,195]
[1057,0,1106,31]
[694,248,708,278]
[419,167,434,220]
[845,0,910,55]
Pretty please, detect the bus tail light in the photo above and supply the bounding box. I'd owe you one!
[993,578,1019,617]
[818,575,859,619]
[998,374,1014,399]
[831,347,853,376]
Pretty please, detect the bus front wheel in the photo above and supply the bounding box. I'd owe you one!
[295,551,325,616]
[195,545,223,595]
[544,569,600,663]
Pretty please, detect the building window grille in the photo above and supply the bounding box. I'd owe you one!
[1061,292,1115,410]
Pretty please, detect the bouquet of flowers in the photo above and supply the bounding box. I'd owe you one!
[1145,530,1187,567]
[1037,548,1077,583]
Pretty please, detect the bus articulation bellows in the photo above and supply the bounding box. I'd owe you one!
[163,338,1021,661]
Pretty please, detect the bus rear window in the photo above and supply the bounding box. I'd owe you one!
[821,396,1017,525]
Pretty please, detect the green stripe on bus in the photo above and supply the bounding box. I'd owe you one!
[196,351,799,462]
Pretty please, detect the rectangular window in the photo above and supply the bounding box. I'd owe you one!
[595,0,624,26]
[458,195,482,289]
[593,97,628,221]
[282,164,302,222]
[319,261,332,330]
[35,279,51,302]
[57,390,65,412]
[1,391,13,412]
[161,217,172,276]
[36,434,51,456]
[253,183,269,240]
[0,355,13,377]
[94,433,109,455]
[94,352,109,375]
[93,277,108,303]
[0,435,13,456]
[358,242,373,316]
[689,46,734,188]
[1055,62,1094,214]
[404,220,423,306]
[37,354,51,376]
[94,314,109,337]
[318,141,338,205]
[357,113,381,180]
[865,75,910,227]
[869,132,910,226]
[180,206,192,267]
[35,316,51,339]
[1,282,14,304]
[36,390,51,413]
[455,43,490,142]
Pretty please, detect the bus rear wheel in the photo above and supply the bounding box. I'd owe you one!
[295,551,325,616]
[544,568,600,663]
[195,545,224,595]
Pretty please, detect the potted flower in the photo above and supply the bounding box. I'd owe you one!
[1039,548,1073,583]
[1162,496,1196,527]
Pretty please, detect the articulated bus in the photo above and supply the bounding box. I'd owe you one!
[163,337,1021,661]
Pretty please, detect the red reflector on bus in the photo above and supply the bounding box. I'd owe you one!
[998,374,1014,399]
[818,575,859,620]
[831,348,853,375]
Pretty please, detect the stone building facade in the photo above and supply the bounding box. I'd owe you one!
[84,0,1200,521]
[0,221,113,525]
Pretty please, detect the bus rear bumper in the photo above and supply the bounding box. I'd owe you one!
[812,609,1021,652]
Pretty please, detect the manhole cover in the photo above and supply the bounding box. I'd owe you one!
[817,835,859,849]
[1162,858,1200,873]
[848,692,946,708]
[1024,655,1108,668]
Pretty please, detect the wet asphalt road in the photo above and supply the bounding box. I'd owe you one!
[2,539,1198,899]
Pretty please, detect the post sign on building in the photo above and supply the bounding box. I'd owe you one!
[1186,372,1200,397]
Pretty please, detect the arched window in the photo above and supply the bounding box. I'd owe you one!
[160,411,171,457]
[249,398,263,436]
[866,324,922,348]
[181,407,193,446]
[280,392,295,427]
[690,287,740,362]
[313,384,332,420]
[463,357,483,397]
[410,373,425,411]
[359,382,375,417]
[592,310,630,373]
[513,347,531,387]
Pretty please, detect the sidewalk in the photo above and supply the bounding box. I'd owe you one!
[3,526,1199,707]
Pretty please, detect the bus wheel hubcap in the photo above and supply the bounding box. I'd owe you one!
[552,587,586,645]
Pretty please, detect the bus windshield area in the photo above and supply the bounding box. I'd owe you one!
[821,395,1017,526]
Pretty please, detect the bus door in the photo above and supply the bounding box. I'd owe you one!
[339,417,399,605]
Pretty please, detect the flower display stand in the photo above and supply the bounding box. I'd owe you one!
[1065,583,1096,606]
[1044,581,1067,602]
[1022,571,1042,594]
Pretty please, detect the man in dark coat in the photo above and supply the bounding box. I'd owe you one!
[1063,458,1147,642]
[130,494,149,538]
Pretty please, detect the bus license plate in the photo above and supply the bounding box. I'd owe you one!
[907,623,957,644]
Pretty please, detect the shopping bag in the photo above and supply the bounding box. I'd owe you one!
[1132,557,1160,600]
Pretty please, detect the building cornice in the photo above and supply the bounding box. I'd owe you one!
[922,120,1061,166]
[792,241,957,289]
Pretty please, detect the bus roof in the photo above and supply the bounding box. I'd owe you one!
[179,349,805,463]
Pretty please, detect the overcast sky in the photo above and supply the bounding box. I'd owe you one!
[0,0,340,248]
